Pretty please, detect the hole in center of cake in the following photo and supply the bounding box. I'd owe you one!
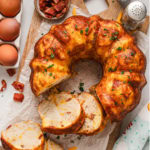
[58,60,102,93]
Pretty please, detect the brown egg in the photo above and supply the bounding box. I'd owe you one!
[0,44,18,66]
[0,18,20,42]
[0,0,21,17]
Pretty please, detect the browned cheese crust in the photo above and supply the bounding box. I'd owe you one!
[30,15,146,121]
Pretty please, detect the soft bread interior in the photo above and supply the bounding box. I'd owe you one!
[77,92,103,135]
[38,92,82,131]
[1,121,44,150]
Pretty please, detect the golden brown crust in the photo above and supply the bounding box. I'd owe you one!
[30,15,146,121]
[41,108,85,135]
[1,133,45,150]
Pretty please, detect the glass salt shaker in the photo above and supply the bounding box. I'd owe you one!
[121,1,147,31]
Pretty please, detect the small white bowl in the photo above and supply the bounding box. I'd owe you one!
[34,0,71,20]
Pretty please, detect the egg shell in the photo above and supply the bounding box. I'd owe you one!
[0,18,20,42]
[0,44,18,66]
[0,0,21,17]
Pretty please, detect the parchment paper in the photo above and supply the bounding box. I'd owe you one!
[0,4,149,150]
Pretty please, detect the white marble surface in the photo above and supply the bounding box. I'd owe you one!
[0,0,149,149]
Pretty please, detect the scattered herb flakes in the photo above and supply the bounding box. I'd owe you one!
[129,69,132,73]
[114,31,119,35]
[103,34,107,36]
[110,36,118,41]
[80,83,84,86]
[51,47,55,52]
[75,24,78,29]
[79,86,84,92]
[108,67,117,72]
[53,76,56,79]
[49,73,52,76]
[121,71,124,74]
[44,69,47,72]
[125,56,127,59]
[64,30,67,34]
[71,90,75,94]
[79,82,84,92]
[131,52,135,56]
[50,53,55,59]
[117,47,122,50]
[115,56,118,58]
[116,23,119,27]
[47,64,54,69]
[64,134,67,137]
[104,28,108,31]
[112,89,115,91]
[128,81,132,86]
[56,136,60,139]
[41,33,44,35]
[85,27,89,35]
[114,101,118,106]
[80,30,83,34]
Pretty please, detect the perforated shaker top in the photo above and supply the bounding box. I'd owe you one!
[127,1,147,21]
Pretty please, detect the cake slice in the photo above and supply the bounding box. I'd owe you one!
[1,121,44,150]
[38,92,85,134]
[77,92,103,135]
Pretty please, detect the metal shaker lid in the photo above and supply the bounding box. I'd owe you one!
[127,1,147,21]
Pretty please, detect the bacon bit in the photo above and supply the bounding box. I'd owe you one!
[0,80,7,92]
[126,121,133,129]
[13,93,24,102]
[147,103,150,111]
[68,147,77,150]
[7,125,12,129]
[72,7,76,16]
[6,69,16,77]
[54,1,65,12]
[12,81,24,92]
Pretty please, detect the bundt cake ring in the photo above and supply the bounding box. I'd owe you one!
[30,15,146,126]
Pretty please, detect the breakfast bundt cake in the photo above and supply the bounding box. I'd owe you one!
[30,15,146,122]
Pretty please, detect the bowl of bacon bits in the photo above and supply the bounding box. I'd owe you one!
[35,0,70,20]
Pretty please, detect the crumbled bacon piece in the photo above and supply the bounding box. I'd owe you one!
[53,0,59,4]
[6,69,16,77]
[13,93,24,102]
[54,1,65,12]
[0,80,7,92]
[44,7,56,16]
[12,81,24,92]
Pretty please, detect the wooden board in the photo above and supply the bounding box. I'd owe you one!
[16,0,149,149]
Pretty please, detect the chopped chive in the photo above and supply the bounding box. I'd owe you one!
[104,34,107,36]
[50,53,55,59]
[49,73,52,76]
[85,27,89,34]
[121,71,124,74]
[80,30,83,34]
[75,24,78,29]
[131,52,135,56]
[117,47,122,50]
[104,28,108,31]
[47,64,54,68]
[80,83,84,86]
[129,69,132,73]
[56,136,60,139]
[64,30,67,34]
[70,90,75,94]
